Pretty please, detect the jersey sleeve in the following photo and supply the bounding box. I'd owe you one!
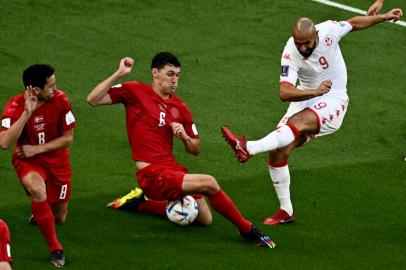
[58,93,76,133]
[279,39,299,86]
[181,104,199,139]
[325,20,352,40]
[108,82,132,104]
[1,98,22,132]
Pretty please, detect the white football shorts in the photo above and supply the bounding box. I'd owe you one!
[277,94,349,138]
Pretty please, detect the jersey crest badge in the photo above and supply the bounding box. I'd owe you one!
[34,115,44,123]
[324,37,333,46]
[283,54,291,61]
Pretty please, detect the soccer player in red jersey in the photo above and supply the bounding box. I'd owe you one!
[0,64,76,267]
[87,52,275,248]
[0,219,12,270]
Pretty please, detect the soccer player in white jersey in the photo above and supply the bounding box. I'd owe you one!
[221,8,403,225]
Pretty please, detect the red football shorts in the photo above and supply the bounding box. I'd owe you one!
[136,163,203,201]
[13,159,72,205]
[0,219,12,263]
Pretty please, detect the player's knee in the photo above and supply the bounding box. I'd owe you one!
[55,216,66,225]
[204,175,220,194]
[53,207,68,224]
[199,215,212,226]
[29,186,47,202]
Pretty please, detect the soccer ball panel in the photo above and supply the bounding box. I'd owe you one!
[166,195,199,225]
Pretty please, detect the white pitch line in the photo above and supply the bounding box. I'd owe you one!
[312,0,406,27]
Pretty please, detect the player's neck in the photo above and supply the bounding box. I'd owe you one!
[36,99,46,108]
[152,85,170,99]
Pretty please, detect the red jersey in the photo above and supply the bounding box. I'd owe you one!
[108,81,199,164]
[1,90,76,166]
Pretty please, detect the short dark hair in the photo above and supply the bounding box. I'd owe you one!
[22,64,55,89]
[151,52,181,70]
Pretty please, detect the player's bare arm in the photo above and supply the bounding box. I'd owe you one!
[16,129,74,158]
[171,122,201,155]
[0,87,37,149]
[348,8,403,31]
[279,80,331,102]
[368,0,384,16]
[87,57,134,106]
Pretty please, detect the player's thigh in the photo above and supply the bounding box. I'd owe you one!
[182,174,220,195]
[45,165,72,205]
[138,167,188,200]
[16,162,47,201]
[195,198,212,226]
[308,96,349,137]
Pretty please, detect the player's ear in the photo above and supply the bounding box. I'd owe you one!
[151,68,159,79]
[32,87,42,95]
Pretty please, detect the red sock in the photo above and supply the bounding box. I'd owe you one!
[138,200,167,216]
[208,190,252,233]
[31,201,62,252]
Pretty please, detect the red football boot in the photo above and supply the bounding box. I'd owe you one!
[221,126,251,163]
[263,209,295,225]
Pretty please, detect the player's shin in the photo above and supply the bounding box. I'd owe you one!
[247,125,298,155]
[207,190,252,233]
[31,201,62,252]
[269,162,293,215]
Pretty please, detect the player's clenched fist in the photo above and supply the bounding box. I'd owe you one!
[117,57,134,77]
[384,8,403,21]
[171,122,189,141]
[315,80,332,96]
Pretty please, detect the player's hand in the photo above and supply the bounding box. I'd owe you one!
[315,80,332,96]
[117,57,134,77]
[384,8,403,22]
[24,86,37,116]
[367,0,383,16]
[16,145,39,158]
[170,122,189,141]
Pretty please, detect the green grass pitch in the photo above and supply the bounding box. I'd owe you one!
[0,0,405,269]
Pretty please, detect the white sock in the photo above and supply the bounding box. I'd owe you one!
[269,163,293,216]
[247,125,296,155]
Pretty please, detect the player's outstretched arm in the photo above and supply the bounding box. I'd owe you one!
[368,0,384,16]
[279,80,332,102]
[0,87,37,149]
[87,57,134,106]
[16,129,74,158]
[348,8,403,31]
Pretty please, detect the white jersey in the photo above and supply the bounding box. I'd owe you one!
[280,20,352,98]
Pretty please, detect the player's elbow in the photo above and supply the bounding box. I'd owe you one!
[0,137,11,150]
[279,83,293,102]
[189,148,201,156]
[0,143,10,150]
[278,91,290,102]
[86,96,98,107]
[64,134,74,146]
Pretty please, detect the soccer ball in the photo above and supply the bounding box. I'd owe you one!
[166,195,199,225]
